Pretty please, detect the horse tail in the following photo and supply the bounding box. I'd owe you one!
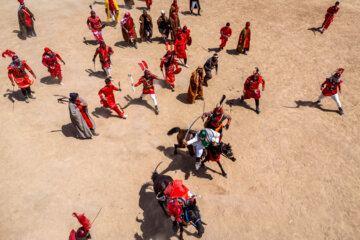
[167,127,181,136]
[151,162,162,182]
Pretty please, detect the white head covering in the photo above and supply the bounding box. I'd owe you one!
[161,10,165,14]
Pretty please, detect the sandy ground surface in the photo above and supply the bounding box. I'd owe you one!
[0,0,360,239]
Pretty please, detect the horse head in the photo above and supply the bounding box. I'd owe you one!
[220,142,236,161]
[184,198,204,237]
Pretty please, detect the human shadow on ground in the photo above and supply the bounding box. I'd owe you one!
[284,100,339,114]
[156,145,213,180]
[208,47,221,52]
[308,27,323,35]
[176,93,190,104]
[40,76,58,85]
[226,49,240,55]
[114,41,130,48]
[83,37,99,46]
[12,30,25,40]
[226,98,257,113]
[180,11,193,16]
[151,36,165,44]
[134,183,175,240]
[85,69,107,79]
[3,89,24,103]
[50,123,77,138]
[93,0,126,8]
[122,94,155,112]
[154,79,172,90]
[92,107,120,119]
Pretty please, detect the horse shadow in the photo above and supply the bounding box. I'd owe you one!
[208,47,221,52]
[92,107,119,118]
[85,69,107,79]
[307,27,323,35]
[284,100,339,114]
[114,41,130,48]
[3,89,24,102]
[83,37,99,46]
[176,93,190,104]
[122,94,156,112]
[93,0,126,8]
[134,183,175,240]
[226,98,257,113]
[156,145,213,180]
[40,76,58,85]
[226,49,240,55]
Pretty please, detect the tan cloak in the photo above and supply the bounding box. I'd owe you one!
[139,14,153,40]
[188,67,204,103]
[237,28,251,52]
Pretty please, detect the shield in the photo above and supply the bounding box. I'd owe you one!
[187,36,192,46]
[174,68,182,74]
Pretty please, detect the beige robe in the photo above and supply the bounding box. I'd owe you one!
[139,14,153,40]
[69,98,95,139]
[188,67,204,103]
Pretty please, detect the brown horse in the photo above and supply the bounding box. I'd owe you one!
[167,127,236,178]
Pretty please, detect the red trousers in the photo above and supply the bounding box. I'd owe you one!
[322,14,334,30]
[146,0,152,8]
[220,37,228,48]
[165,70,175,87]
[101,100,124,117]
[48,63,62,81]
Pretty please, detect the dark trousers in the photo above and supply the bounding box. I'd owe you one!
[21,87,31,97]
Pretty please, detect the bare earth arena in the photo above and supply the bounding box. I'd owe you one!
[0,0,359,239]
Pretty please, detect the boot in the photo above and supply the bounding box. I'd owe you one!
[256,106,261,114]
[25,96,29,103]
[155,105,159,115]
[90,129,99,136]
[339,107,344,115]
[28,94,36,99]
[240,96,244,102]
[172,221,178,233]
[122,114,128,119]
[195,158,201,170]
[134,43,138,49]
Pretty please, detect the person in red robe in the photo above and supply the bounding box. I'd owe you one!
[69,212,92,240]
[320,1,340,33]
[42,47,65,85]
[175,34,188,67]
[219,22,232,49]
[93,41,114,78]
[121,12,138,48]
[7,55,36,103]
[160,50,180,91]
[87,11,104,43]
[181,26,191,46]
[146,0,152,10]
[164,180,195,232]
[316,68,344,115]
[133,70,160,114]
[18,2,36,39]
[98,78,127,119]
[237,22,251,55]
[240,68,265,114]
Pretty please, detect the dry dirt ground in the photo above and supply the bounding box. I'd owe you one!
[0,0,359,239]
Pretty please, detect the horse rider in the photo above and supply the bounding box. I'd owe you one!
[202,105,231,139]
[184,128,221,170]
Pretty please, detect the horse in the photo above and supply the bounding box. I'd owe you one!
[167,127,236,178]
[151,165,205,239]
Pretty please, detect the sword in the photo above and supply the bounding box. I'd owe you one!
[184,115,202,142]
[12,85,15,112]
[128,74,135,92]
[91,207,102,226]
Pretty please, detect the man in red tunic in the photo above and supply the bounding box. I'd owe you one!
[121,12,138,48]
[181,26,191,45]
[69,212,92,240]
[93,41,114,78]
[240,68,265,114]
[237,22,251,55]
[98,78,127,119]
[164,180,195,233]
[87,10,104,43]
[42,47,65,85]
[316,68,344,115]
[146,0,152,10]
[8,55,36,103]
[320,1,340,33]
[133,70,160,114]
[18,2,36,39]
[160,50,180,91]
[175,34,188,67]
[219,22,232,50]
